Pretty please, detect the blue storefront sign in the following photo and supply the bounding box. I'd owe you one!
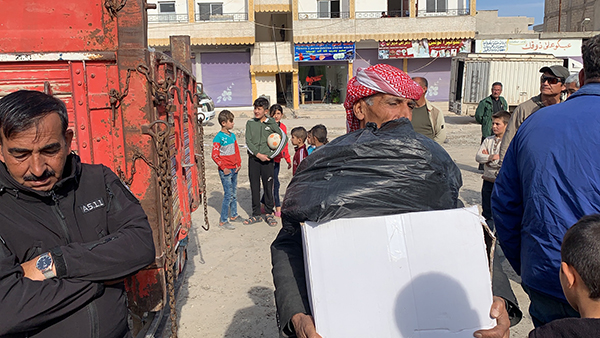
[294,42,355,62]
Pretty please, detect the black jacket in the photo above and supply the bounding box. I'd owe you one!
[271,119,521,337]
[0,154,155,338]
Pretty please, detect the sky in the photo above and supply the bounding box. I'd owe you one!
[476,0,545,26]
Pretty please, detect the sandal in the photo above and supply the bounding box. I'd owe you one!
[243,216,262,225]
[229,215,243,222]
[265,214,278,227]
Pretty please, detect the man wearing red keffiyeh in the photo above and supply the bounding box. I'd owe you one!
[271,64,517,338]
[343,64,423,133]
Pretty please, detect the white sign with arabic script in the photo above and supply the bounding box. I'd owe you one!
[475,39,581,57]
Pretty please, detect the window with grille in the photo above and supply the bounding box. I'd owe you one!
[317,0,340,18]
[198,2,223,20]
[159,1,176,13]
[426,0,446,13]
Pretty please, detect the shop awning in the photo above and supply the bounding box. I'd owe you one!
[255,4,292,12]
[293,31,476,44]
[250,64,296,74]
[149,37,255,47]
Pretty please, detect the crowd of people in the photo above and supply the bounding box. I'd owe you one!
[1,30,597,338]
[211,99,333,229]
[268,34,600,338]
[212,72,451,231]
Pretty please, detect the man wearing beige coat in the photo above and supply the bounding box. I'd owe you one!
[411,77,446,144]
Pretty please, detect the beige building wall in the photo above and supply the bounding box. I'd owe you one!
[476,10,535,35]
[544,0,600,32]
[255,75,277,105]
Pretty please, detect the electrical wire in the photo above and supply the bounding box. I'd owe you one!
[270,16,297,118]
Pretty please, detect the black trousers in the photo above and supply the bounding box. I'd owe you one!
[481,180,494,222]
[249,155,274,216]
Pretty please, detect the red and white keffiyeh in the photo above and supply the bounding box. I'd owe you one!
[343,64,423,133]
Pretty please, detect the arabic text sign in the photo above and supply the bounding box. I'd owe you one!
[294,42,355,62]
[378,39,470,59]
[475,39,582,57]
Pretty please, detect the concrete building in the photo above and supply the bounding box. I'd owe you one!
[148,0,481,108]
[543,0,600,32]
[147,1,533,108]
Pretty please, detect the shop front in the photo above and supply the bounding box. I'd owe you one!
[475,38,583,71]
[294,42,355,104]
[354,38,471,102]
[200,52,253,107]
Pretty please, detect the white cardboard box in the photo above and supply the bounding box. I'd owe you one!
[302,206,495,338]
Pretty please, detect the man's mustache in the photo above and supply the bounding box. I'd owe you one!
[23,170,55,182]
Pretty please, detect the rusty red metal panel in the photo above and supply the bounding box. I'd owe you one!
[0,1,117,53]
[124,268,166,313]
[0,62,72,96]
[0,0,202,325]
[87,62,117,168]
[70,61,92,163]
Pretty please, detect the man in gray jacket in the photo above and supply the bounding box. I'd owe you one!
[498,65,569,163]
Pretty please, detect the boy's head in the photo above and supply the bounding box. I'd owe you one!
[290,127,307,147]
[270,104,284,122]
[491,110,510,137]
[307,130,314,145]
[310,124,328,146]
[218,110,235,129]
[560,214,600,312]
[253,97,270,121]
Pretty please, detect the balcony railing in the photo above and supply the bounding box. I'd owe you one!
[195,12,248,21]
[298,12,351,20]
[148,13,189,23]
[417,8,470,17]
[356,10,410,19]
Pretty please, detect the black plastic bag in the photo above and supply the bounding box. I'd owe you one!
[281,118,463,224]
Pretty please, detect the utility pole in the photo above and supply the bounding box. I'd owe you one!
[558,0,562,32]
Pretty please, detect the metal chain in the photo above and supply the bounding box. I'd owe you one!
[109,68,134,126]
[116,152,156,187]
[149,121,178,338]
[197,112,210,231]
[112,64,179,336]
[104,0,127,19]
[112,64,208,337]
[192,85,210,231]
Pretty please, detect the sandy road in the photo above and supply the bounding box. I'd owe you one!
[175,104,534,337]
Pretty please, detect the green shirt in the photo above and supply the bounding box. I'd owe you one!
[411,105,435,140]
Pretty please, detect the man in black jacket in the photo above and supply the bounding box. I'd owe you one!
[0,90,155,338]
[271,64,520,338]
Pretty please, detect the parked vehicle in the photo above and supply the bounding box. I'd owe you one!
[449,53,565,115]
[197,88,216,124]
[0,1,209,336]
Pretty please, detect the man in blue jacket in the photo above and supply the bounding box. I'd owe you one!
[492,34,600,327]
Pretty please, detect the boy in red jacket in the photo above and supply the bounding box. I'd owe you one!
[290,126,308,175]
[211,110,242,230]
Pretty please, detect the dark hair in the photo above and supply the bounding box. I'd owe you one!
[310,124,328,144]
[582,34,600,82]
[291,126,307,142]
[269,104,283,117]
[562,214,600,299]
[412,77,428,89]
[253,97,269,110]
[0,90,68,142]
[492,82,503,88]
[218,110,234,125]
[491,110,511,125]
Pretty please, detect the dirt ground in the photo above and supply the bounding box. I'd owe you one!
[176,103,535,337]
